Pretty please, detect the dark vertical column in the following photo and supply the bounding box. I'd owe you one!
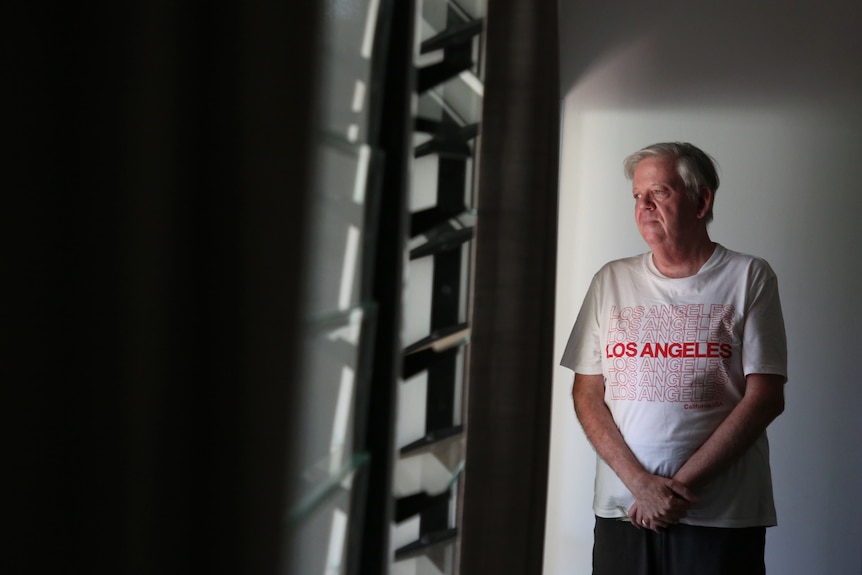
[5,2,320,574]
[116,3,322,573]
[459,0,560,573]
[356,0,416,574]
[6,4,131,572]
[233,2,321,574]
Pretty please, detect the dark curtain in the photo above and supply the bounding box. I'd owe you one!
[6,3,319,574]
[460,0,560,573]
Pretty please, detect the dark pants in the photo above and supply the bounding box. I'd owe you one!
[593,517,766,575]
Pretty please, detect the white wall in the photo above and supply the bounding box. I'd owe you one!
[545,2,862,574]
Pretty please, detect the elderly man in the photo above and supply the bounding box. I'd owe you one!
[561,142,787,575]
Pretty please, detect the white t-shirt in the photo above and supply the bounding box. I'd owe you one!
[561,244,787,527]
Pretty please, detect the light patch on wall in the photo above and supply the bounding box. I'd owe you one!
[325,508,348,575]
[352,144,370,203]
[564,34,661,111]
[330,366,355,475]
[360,0,381,59]
[337,225,360,311]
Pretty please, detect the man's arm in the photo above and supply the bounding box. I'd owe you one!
[672,373,785,490]
[572,373,696,531]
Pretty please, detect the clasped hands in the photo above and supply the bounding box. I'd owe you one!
[627,473,698,533]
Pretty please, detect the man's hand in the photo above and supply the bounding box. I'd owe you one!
[627,474,697,532]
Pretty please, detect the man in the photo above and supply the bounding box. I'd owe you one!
[561,142,787,575]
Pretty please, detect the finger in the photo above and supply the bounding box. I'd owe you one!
[655,503,689,524]
[627,503,641,528]
[639,518,660,532]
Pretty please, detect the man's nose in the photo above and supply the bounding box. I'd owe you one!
[637,194,655,210]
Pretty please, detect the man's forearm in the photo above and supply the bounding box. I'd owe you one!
[572,373,648,490]
[673,373,785,490]
[573,373,698,529]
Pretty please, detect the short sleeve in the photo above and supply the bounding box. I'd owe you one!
[560,274,604,375]
[742,266,788,380]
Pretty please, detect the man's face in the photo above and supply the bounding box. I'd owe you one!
[632,156,702,247]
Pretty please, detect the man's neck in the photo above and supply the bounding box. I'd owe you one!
[650,237,716,278]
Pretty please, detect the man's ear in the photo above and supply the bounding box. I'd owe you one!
[696,186,713,219]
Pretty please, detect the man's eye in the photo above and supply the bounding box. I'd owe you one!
[653,189,666,196]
